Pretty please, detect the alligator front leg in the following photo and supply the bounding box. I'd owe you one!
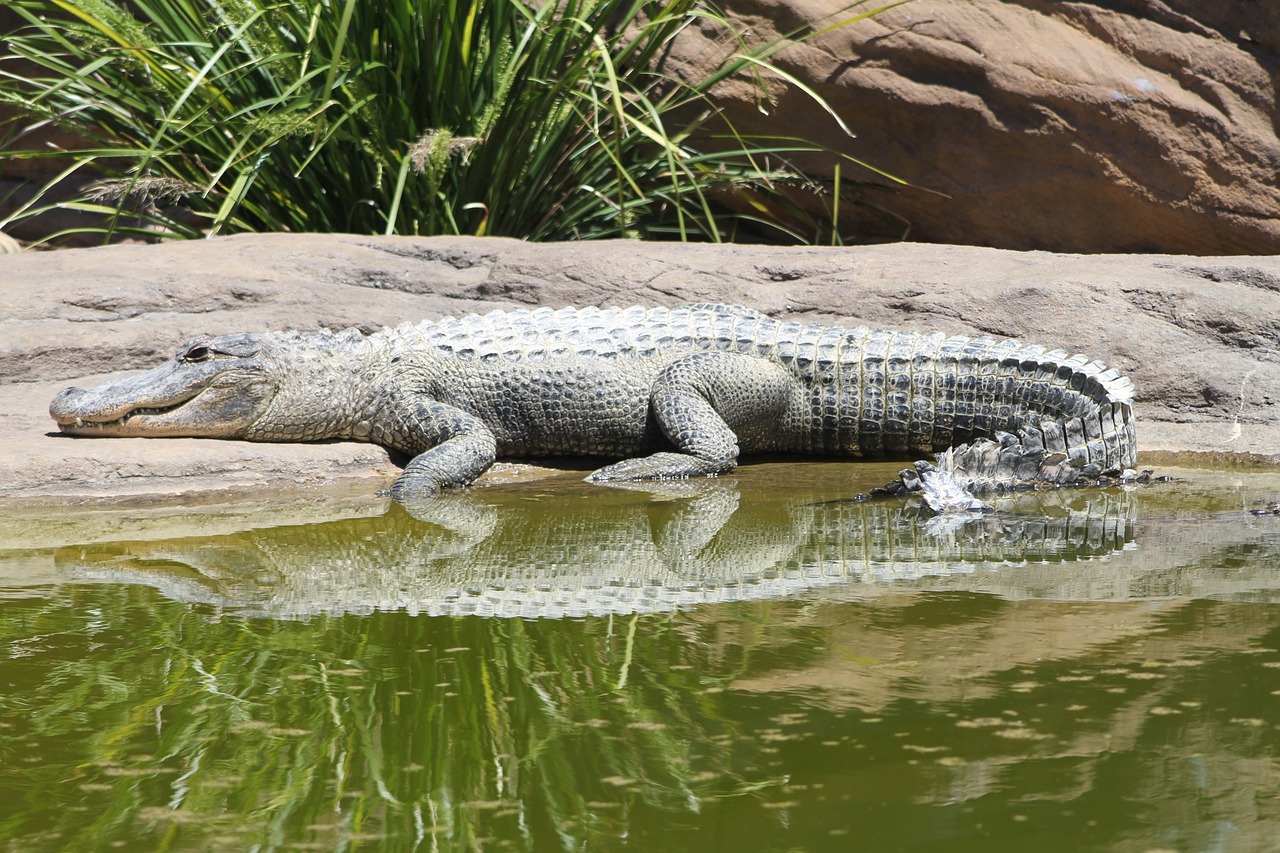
[375,399,498,500]
[588,352,793,482]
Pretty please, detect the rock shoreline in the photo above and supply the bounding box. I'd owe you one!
[2,234,1277,503]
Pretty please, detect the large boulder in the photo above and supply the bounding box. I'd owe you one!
[675,0,1280,253]
[1,234,1277,502]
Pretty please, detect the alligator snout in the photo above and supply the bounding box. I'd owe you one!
[49,386,131,431]
[49,387,87,422]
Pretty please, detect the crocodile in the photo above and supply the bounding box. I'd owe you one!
[48,303,1138,510]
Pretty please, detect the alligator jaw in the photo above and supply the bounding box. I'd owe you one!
[54,396,199,435]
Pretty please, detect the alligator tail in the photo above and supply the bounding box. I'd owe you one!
[866,351,1142,513]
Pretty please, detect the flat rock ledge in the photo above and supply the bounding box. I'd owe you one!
[2,233,1278,505]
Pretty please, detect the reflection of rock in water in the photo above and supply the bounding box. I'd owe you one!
[53,484,1280,619]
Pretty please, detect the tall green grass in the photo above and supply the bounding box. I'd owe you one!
[0,0,898,245]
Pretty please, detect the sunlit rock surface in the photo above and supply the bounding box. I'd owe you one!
[2,235,1278,502]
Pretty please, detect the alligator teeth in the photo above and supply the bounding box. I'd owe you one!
[68,408,176,429]
[129,404,181,419]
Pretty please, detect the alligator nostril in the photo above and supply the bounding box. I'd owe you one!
[49,387,86,418]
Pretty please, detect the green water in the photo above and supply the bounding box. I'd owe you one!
[2,462,1280,851]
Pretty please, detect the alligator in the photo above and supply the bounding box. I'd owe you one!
[48,303,1139,510]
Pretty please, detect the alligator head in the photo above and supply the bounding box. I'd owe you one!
[50,334,279,438]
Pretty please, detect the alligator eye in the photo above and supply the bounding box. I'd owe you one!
[182,345,211,363]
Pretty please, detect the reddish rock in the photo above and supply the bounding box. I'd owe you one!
[674,0,1280,253]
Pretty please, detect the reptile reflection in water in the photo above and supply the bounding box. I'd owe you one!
[55,484,1145,619]
[15,480,1280,851]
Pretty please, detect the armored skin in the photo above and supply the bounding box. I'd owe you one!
[49,303,1138,510]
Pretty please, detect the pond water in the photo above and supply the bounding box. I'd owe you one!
[2,461,1280,852]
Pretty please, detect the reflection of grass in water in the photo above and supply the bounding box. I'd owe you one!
[0,585,779,849]
[7,576,1280,848]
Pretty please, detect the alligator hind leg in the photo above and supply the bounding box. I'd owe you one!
[587,352,794,482]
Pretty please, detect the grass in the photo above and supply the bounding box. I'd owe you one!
[0,0,902,246]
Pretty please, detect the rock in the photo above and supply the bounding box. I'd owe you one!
[672,0,1280,253]
[2,233,1277,502]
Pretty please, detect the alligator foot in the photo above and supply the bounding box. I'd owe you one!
[852,432,1170,515]
[586,452,735,482]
